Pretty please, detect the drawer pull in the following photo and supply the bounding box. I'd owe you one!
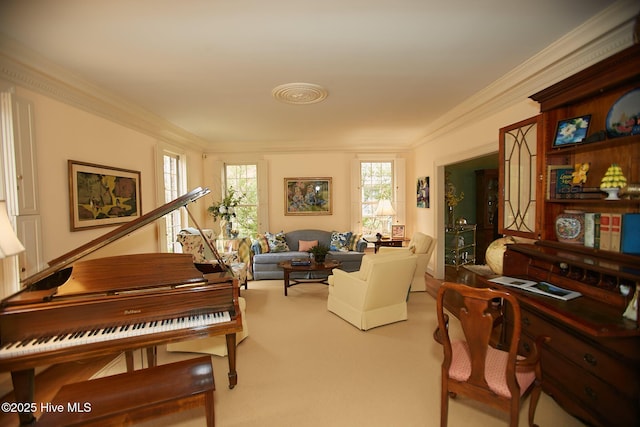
[522,316,530,327]
[583,353,597,366]
[522,342,531,354]
[584,386,598,401]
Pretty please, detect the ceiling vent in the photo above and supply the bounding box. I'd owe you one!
[272,83,328,105]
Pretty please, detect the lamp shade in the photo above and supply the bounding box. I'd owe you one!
[375,199,396,216]
[0,201,25,259]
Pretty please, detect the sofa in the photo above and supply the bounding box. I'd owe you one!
[251,229,367,280]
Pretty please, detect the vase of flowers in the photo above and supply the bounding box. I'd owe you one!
[445,174,464,230]
[207,187,244,238]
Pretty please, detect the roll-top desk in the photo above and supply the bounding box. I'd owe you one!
[476,241,639,427]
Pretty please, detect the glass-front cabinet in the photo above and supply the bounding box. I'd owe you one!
[445,224,477,270]
[499,116,543,240]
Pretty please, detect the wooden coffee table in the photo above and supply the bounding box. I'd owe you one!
[278,260,341,296]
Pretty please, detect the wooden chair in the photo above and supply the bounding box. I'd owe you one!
[433,282,549,427]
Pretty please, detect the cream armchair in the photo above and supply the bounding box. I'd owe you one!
[327,252,417,330]
[378,232,435,292]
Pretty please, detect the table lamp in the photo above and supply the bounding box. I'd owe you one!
[374,199,396,240]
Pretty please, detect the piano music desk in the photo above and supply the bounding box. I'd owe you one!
[37,356,215,427]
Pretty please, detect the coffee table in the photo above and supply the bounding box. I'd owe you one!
[277,260,341,296]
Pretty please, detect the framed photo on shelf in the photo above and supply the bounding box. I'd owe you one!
[68,160,142,231]
[391,224,405,239]
[552,115,591,147]
[284,177,332,215]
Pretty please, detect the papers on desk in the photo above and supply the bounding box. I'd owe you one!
[489,276,582,301]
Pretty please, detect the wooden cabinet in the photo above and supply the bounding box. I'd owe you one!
[489,44,640,427]
[531,44,640,244]
[475,169,498,263]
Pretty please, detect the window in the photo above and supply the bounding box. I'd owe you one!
[225,164,258,237]
[360,161,394,235]
[163,153,184,253]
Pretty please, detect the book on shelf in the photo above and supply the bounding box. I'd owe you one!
[584,212,600,248]
[489,276,582,301]
[622,213,640,255]
[546,165,572,200]
[610,213,622,253]
[599,213,612,251]
[555,168,574,197]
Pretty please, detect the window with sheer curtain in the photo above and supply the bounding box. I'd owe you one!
[360,161,394,235]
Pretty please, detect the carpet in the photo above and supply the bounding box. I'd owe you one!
[91,280,584,427]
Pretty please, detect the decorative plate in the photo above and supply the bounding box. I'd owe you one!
[606,88,640,138]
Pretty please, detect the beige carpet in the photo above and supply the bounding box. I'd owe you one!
[94,280,585,427]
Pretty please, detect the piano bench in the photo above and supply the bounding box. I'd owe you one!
[37,355,216,427]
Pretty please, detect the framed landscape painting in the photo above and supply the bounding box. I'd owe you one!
[284,177,332,215]
[68,160,142,231]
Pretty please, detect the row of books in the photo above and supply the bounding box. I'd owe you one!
[584,212,640,254]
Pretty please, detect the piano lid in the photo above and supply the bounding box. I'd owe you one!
[20,187,211,289]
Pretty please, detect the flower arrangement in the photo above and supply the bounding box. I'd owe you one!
[207,187,245,222]
[445,182,464,207]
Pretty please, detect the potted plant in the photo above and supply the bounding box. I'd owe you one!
[307,244,330,263]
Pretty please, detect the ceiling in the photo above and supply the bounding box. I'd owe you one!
[0,0,622,152]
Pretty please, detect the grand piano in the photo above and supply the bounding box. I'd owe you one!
[0,187,242,425]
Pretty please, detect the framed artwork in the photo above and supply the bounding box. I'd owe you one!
[391,224,405,239]
[417,176,429,208]
[553,115,591,147]
[68,160,142,231]
[284,177,332,215]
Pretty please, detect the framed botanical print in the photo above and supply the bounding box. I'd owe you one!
[284,177,332,215]
[68,160,142,231]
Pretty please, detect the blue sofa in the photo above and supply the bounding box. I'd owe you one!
[251,229,367,280]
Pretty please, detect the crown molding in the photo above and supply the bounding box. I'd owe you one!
[413,0,639,148]
[0,36,209,151]
[0,1,637,154]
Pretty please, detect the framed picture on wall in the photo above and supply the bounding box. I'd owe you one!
[417,176,429,208]
[68,160,142,231]
[284,177,332,215]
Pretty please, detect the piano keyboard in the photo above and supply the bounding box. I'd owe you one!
[0,311,231,358]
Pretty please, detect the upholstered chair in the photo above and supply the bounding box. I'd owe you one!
[434,282,549,427]
[378,232,435,291]
[327,252,417,330]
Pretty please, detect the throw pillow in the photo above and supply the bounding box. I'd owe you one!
[299,240,319,252]
[348,233,362,251]
[266,231,290,253]
[330,231,352,252]
[255,234,270,254]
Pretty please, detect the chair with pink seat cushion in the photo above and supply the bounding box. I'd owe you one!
[433,282,549,427]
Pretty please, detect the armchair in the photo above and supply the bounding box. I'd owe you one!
[327,252,417,330]
[378,232,435,291]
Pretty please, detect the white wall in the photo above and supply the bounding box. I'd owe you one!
[13,86,204,264]
[411,99,540,277]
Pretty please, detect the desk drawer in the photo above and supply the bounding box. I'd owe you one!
[541,348,637,427]
[518,308,638,398]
